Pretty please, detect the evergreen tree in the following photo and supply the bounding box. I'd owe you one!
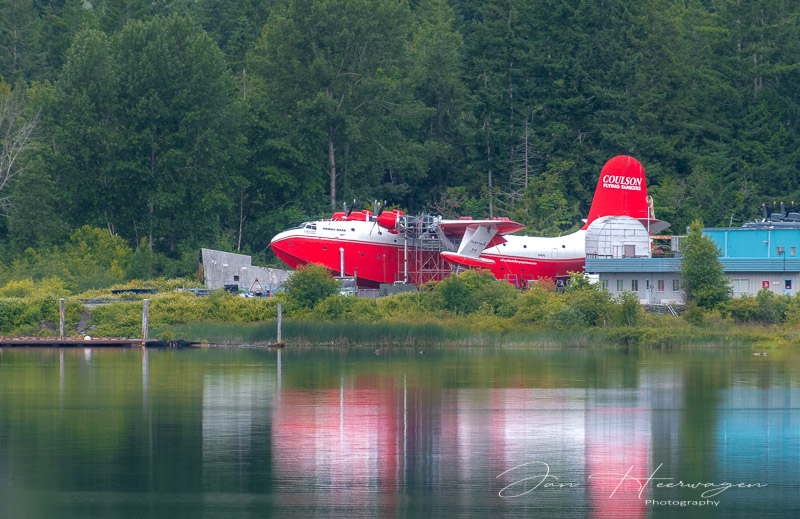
[51,15,245,253]
[680,220,732,309]
[0,0,43,81]
[249,0,428,211]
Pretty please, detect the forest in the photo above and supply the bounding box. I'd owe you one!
[1,0,800,282]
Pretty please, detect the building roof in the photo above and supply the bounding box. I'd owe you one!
[586,257,800,273]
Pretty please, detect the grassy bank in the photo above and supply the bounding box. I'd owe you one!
[1,269,798,350]
[164,319,779,349]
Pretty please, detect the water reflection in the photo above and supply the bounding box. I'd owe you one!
[0,348,797,518]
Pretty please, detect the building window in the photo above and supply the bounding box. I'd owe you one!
[233,275,239,282]
[731,279,751,293]
[631,279,639,291]
[601,280,608,290]
[672,279,680,291]
[657,279,665,292]
[616,280,623,292]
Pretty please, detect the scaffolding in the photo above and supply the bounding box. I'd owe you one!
[393,214,453,286]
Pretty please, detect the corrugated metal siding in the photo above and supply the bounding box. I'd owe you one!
[705,228,800,259]
[721,258,800,271]
[586,258,681,272]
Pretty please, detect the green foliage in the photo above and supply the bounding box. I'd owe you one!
[0,226,133,293]
[546,306,586,330]
[683,302,706,327]
[0,296,81,336]
[0,277,70,299]
[562,285,612,327]
[430,270,517,315]
[312,295,381,322]
[720,289,790,325]
[90,291,281,337]
[514,286,558,325]
[285,264,340,309]
[126,238,159,280]
[615,291,643,327]
[513,278,613,328]
[680,221,732,309]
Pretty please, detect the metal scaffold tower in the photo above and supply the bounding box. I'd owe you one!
[394,214,453,286]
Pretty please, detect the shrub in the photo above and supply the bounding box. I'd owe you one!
[720,290,790,325]
[0,277,71,298]
[432,270,516,315]
[375,291,427,318]
[720,295,759,323]
[546,305,586,330]
[286,264,340,309]
[563,285,612,326]
[312,295,381,321]
[514,286,559,325]
[614,291,642,326]
[0,296,80,335]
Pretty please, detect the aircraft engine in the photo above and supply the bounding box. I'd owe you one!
[377,210,403,230]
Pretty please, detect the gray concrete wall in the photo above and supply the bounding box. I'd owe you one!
[200,248,291,294]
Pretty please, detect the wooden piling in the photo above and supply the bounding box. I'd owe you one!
[142,299,149,347]
[277,302,282,344]
[59,298,65,340]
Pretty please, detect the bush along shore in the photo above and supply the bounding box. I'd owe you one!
[2,266,799,350]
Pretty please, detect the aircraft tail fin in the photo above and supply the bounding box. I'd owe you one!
[581,155,650,230]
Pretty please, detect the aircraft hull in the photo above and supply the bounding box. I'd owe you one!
[272,227,586,288]
[271,227,447,288]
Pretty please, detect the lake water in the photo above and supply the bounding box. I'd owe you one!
[0,346,797,518]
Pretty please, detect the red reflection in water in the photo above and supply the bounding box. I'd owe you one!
[586,408,649,519]
[272,376,401,514]
[272,380,652,518]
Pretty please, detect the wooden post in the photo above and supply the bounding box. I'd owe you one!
[142,299,149,347]
[277,302,282,343]
[59,298,65,340]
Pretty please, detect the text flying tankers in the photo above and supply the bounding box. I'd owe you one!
[270,155,668,287]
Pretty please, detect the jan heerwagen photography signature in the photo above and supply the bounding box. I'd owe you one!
[496,461,767,505]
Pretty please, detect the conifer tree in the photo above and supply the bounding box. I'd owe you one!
[680,220,732,309]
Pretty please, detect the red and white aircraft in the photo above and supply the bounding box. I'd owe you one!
[270,155,666,287]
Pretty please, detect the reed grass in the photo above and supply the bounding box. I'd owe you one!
[163,318,765,349]
[165,319,474,346]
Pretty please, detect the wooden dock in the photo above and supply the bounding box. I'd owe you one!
[0,337,186,348]
[0,297,187,348]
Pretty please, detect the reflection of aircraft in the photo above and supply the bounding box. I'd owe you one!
[270,156,667,287]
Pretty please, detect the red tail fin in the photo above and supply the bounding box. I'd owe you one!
[581,155,649,230]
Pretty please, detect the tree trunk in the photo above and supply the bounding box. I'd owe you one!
[328,128,337,210]
[148,202,154,251]
[484,119,493,218]
[238,185,246,251]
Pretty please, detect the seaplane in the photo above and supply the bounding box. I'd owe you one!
[270,155,668,288]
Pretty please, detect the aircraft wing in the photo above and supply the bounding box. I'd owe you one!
[437,219,526,239]
[636,218,671,234]
[437,219,525,268]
